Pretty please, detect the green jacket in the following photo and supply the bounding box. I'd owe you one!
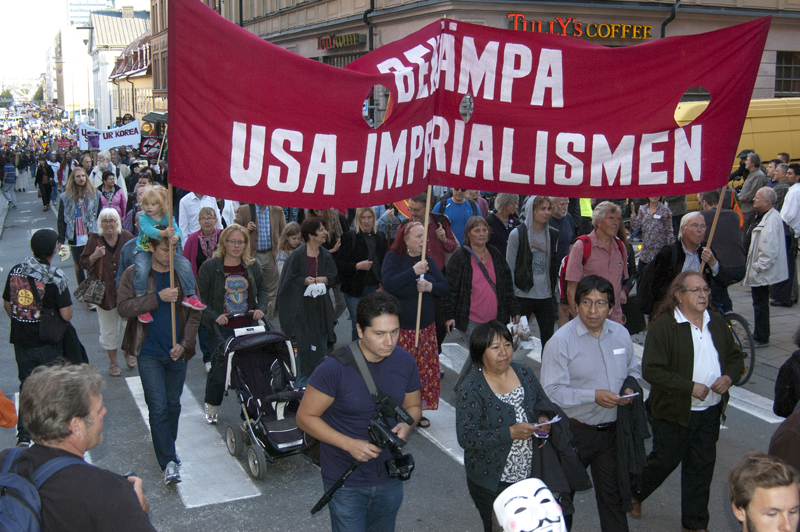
[195,257,268,328]
[642,310,744,427]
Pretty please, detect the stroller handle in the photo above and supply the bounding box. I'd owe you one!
[261,390,305,404]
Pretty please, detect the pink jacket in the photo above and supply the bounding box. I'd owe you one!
[99,186,126,219]
[183,228,222,277]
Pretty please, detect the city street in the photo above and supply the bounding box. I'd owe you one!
[0,189,790,532]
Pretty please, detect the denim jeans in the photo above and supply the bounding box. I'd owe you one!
[324,478,404,532]
[2,182,18,207]
[343,285,379,341]
[198,322,212,364]
[133,250,196,297]
[138,354,187,470]
[14,343,64,441]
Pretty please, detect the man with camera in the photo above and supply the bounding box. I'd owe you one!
[297,292,422,532]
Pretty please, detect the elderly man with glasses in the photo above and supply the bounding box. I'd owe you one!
[643,211,730,315]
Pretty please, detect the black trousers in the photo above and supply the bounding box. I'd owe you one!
[635,404,721,530]
[517,296,556,348]
[770,234,797,305]
[751,284,771,344]
[204,325,236,406]
[14,343,63,440]
[467,478,512,532]
[569,421,629,532]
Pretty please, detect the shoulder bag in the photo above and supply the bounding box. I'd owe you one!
[26,276,68,344]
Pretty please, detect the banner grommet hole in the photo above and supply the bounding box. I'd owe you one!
[674,86,711,128]
[460,93,474,123]
[362,84,391,129]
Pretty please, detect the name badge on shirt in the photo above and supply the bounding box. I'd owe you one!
[653,214,661,219]
[613,348,626,356]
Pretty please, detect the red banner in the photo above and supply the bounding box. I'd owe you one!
[169,0,769,208]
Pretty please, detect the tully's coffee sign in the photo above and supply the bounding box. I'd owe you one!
[508,14,653,40]
[316,32,366,50]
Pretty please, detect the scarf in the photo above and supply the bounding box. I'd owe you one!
[199,231,218,259]
[18,257,69,294]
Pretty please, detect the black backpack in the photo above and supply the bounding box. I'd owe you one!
[436,197,478,218]
[0,447,87,532]
[774,351,800,418]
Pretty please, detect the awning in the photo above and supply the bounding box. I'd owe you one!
[142,111,167,124]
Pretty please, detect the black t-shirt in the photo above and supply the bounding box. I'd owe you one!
[0,445,156,532]
[2,264,72,348]
[224,263,250,328]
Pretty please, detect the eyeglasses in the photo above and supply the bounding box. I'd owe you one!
[683,287,711,295]
[688,223,707,230]
[579,299,609,309]
[454,188,466,192]
[100,219,117,225]
[199,217,216,222]
[227,240,245,246]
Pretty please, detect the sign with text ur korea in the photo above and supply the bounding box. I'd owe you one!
[169,0,769,208]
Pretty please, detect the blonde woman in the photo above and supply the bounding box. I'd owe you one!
[196,223,268,424]
[57,167,101,288]
[336,207,387,341]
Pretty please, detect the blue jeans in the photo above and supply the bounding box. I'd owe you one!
[198,322,212,364]
[324,479,404,532]
[343,285,379,341]
[138,354,187,470]
[2,182,18,207]
[133,250,196,297]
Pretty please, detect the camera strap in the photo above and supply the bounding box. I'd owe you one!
[329,341,386,405]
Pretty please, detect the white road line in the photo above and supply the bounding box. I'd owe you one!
[416,399,463,465]
[125,377,261,508]
[13,393,93,462]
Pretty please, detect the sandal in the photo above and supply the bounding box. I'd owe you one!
[109,364,121,377]
[125,354,137,368]
[418,417,430,428]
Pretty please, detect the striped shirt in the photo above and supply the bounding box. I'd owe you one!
[255,205,271,251]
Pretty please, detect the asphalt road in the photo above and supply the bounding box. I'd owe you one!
[0,190,780,532]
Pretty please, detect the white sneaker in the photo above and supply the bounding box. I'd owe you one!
[204,403,218,424]
[205,362,211,373]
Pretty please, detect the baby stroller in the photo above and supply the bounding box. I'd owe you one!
[221,326,306,479]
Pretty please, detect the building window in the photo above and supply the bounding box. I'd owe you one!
[153,58,160,89]
[775,52,800,97]
[161,52,168,89]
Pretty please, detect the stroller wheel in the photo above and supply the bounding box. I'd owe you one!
[247,445,269,480]
[225,425,244,457]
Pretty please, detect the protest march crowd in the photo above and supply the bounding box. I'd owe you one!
[1,112,799,532]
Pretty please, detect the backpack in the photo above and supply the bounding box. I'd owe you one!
[435,197,478,218]
[773,351,800,418]
[0,447,87,532]
[557,235,625,302]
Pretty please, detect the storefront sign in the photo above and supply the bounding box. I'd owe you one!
[508,14,652,40]
[170,0,770,208]
[317,33,366,50]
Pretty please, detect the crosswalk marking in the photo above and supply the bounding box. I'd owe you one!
[415,399,463,465]
[125,377,261,508]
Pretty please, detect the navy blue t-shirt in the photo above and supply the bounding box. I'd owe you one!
[140,270,180,357]
[308,344,421,487]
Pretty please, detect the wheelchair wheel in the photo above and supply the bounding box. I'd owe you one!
[725,313,755,386]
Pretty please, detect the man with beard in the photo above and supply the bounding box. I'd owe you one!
[729,452,799,532]
[89,150,127,199]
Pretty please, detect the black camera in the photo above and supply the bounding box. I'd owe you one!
[366,396,416,481]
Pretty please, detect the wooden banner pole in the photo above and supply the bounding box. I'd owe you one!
[168,183,177,347]
[699,183,728,273]
[414,185,433,348]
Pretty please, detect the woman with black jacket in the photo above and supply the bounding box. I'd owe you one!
[336,207,387,341]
